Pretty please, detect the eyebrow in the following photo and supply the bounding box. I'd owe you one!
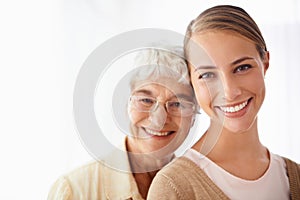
[231,56,254,65]
[133,89,153,96]
[194,56,254,71]
[194,65,216,72]
[133,90,193,102]
[173,94,194,102]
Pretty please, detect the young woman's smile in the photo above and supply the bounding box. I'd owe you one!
[189,31,269,133]
[216,97,252,118]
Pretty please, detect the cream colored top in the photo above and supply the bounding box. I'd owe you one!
[48,140,144,200]
[184,149,290,200]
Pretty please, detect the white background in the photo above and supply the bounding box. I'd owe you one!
[0,0,300,199]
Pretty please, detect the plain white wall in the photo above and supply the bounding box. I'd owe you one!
[0,0,299,199]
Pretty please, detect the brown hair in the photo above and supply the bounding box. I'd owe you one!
[184,5,267,59]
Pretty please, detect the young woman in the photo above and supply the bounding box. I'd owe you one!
[48,47,197,199]
[148,5,300,200]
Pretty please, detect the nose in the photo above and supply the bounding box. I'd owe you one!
[220,75,242,101]
[148,104,168,130]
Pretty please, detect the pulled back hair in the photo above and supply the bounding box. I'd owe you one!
[184,5,267,59]
[130,46,191,91]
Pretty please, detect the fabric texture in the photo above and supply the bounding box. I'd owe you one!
[48,140,144,200]
[183,149,290,200]
[147,156,300,200]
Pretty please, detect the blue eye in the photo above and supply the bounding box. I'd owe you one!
[140,98,155,104]
[168,101,181,108]
[198,72,215,79]
[234,64,252,73]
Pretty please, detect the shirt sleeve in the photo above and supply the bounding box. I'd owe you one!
[47,177,72,200]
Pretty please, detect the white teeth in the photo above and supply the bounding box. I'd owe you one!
[145,128,170,136]
[220,100,248,113]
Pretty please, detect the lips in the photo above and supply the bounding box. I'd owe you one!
[143,128,175,137]
[218,98,252,113]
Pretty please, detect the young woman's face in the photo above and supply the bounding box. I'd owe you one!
[188,31,269,133]
[128,80,195,155]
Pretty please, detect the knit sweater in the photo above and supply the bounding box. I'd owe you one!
[147,157,300,200]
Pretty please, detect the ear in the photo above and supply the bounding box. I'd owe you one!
[127,102,133,122]
[263,51,270,75]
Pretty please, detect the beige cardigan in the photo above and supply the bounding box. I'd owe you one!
[147,157,300,200]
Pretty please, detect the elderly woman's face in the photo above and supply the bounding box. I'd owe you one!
[128,79,195,154]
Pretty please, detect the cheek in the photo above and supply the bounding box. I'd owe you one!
[244,74,266,97]
[172,117,184,128]
[172,116,193,134]
[182,117,194,129]
[129,109,148,125]
[193,82,214,108]
[253,79,266,103]
[191,74,214,106]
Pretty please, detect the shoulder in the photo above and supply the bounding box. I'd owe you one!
[158,156,199,178]
[274,155,300,180]
[148,157,209,200]
[270,153,300,171]
[65,161,104,180]
[282,156,300,179]
[148,157,196,200]
[148,156,230,200]
[48,161,105,200]
[55,161,105,187]
[281,156,300,199]
[283,157,300,199]
[48,176,72,200]
[281,156,300,173]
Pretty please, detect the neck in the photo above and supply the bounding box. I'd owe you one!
[126,137,174,171]
[193,118,269,180]
[126,137,174,198]
[194,118,268,161]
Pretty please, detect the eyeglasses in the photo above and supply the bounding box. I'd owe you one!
[129,95,197,117]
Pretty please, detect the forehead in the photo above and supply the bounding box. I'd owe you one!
[187,31,259,68]
[132,80,194,100]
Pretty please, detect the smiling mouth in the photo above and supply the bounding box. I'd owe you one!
[219,98,252,113]
[143,128,175,137]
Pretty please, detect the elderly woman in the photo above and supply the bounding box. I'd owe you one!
[48,47,197,199]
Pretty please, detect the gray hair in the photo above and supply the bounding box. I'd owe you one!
[130,46,191,90]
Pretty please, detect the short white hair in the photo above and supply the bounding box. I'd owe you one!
[130,46,191,90]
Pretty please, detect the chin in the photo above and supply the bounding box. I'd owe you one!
[224,119,256,134]
[148,136,184,156]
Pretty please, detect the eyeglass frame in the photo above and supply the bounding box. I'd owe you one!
[128,95,199,117]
